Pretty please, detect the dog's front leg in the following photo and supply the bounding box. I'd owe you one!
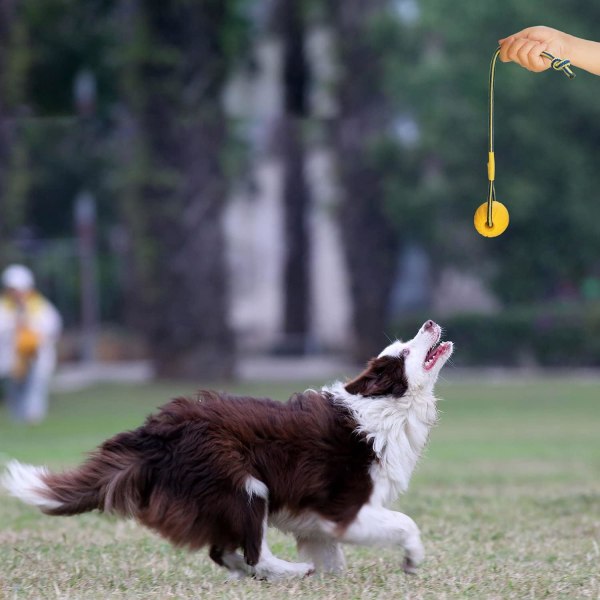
[339,505,424,574]
[252,520,315,581]
[296,536,346,573]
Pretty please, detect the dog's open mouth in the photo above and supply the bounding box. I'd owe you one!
[424,340,452,371]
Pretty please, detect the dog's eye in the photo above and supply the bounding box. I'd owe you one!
[401,349,410,358]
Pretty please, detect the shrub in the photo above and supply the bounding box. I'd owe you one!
[391,304,600,367]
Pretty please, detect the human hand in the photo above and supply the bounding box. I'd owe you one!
[498,26,573,72]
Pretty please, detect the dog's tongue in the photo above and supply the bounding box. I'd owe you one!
[425,343,439,363]
[425,342,451,370]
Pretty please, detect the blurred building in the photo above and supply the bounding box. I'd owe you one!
[224,25,352,352]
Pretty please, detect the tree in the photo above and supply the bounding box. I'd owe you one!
[0,0,28,262]
[118,1,246,379]
[0,0,14,254]
[329,1,403,361]
[275,0,312,353]
[4,0,116,241]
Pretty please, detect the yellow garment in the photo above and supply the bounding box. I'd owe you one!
[0,291,46,314]
[0,292,44,379]
[13,327,40,379]
[16,327,40,355]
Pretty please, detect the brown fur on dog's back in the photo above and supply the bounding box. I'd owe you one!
[38,390,375,560]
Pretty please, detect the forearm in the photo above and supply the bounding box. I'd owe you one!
[568,35,600,76]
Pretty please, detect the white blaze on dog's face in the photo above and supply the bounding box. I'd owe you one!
[379,320,453,393]
[345,320,453,398]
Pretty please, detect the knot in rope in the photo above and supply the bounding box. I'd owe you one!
[540,51,575,79]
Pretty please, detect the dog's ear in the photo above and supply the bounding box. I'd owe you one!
[345,356,408,398]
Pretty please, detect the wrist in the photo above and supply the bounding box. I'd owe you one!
[568,35,600,75]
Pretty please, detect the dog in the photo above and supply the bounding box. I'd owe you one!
[2,320,452,581]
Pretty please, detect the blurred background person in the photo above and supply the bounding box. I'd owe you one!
[0,264,62,425]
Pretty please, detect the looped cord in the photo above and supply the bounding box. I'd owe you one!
[485,47,575,227]
[541,51,575,79]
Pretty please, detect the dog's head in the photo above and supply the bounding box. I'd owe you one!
[345,321,453,397]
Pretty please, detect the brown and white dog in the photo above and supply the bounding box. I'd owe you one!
[2,321,452,580]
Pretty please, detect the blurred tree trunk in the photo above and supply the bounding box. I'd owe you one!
[330,1,401,361]
[0,1,30,263]
[0,0,17,259]
[276,0,311,353]
[119,1,236,379]
[0,1,11,244]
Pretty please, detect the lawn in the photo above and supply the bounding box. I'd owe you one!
[1,376,599,599]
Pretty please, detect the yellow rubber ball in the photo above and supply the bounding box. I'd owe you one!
[474,201,510,237]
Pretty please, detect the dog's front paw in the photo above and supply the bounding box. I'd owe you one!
[403,537,424,575]
[287,561,315,579]
[225,570,247,582]
[254,560,315,581]
[402,555,420,575]
[303,565,316,578]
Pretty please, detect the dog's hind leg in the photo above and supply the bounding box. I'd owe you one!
[212,526,315,581]
[214,524,315,581]
[206,486,266,580]
[211,479,314,581]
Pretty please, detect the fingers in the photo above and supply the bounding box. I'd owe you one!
[498,26,571,73]
[499,36,549,72]
[499,25,556,46]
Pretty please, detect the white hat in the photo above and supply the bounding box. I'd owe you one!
[2,264,35,291]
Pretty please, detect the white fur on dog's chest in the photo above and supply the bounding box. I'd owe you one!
[368,414,430,506]
[326,383,438,507]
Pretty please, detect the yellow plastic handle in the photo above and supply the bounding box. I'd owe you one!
[487,152,495,182]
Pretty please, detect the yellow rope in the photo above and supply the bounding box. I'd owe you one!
[485,47,575,228]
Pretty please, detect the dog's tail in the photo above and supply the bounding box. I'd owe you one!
[1,433,147,517]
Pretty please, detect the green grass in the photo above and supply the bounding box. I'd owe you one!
[1,377,599,599]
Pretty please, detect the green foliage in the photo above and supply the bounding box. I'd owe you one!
[393,302,600,366]
[375,0,600,302]
[20,0,117,117]
[1,10,32,254]
[219,0,253,65]
[2,132,29,242]
[3,0,118,241]
[118,0,252,214]
[3,15,31,108]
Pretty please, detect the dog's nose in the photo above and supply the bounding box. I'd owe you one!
[424,320,435,330]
